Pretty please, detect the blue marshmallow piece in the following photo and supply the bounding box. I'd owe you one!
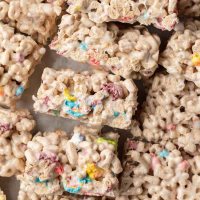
[16,85,24,96]
[159,149,169,158]
[80,42,88,51]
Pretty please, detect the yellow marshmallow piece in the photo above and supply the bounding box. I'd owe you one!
[86,163,104,180]
[192,53,200,66]
[64,88,77,101]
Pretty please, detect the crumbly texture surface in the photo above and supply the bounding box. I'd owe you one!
[50,13,160,79]
[178,0,200,16]
[120,138,200,200]
[18,125,122,197]
[0,0,64,44]
[0,108,35,177]
[159,20,200,87]
[33,68,138,129]
[131,73,200,155]
[17,130,69,196]
[0,22,45,107]
[66,0,179,31]
[61,125,122,197]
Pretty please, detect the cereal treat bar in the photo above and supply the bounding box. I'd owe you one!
[120,138,200,200]
[0,0,63,44]
[0,23,46,107]
[131,73,200,155]
[61,125,122,197]
[18,126,122,197]
[66,0,179,31]
[0,108,35,177]
[0,189,6,200]
[178,0,200,17]
[159,20,200,87]
[33,68,138,129]
[50,13,161,79]
[17,130,69,196]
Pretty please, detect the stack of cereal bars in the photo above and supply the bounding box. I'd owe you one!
[1,0,200,200]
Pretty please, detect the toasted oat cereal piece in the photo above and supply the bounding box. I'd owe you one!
[0,22,45,107]
[178,0,200,17]
[120,138,197,200]
[0,0,63,44]
[0,188,6,200]
[33,68,138,129]
[66,0,179,31]
[131,73,200,155]
[159,20,200,87]
[0,107,35,177]
[50,13,160,79]
[61,125,122,197]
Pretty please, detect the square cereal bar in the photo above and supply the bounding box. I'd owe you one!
[0,0,63,44]
[50,13,160,79]
[0,107,35,177]
[120,138,200,200]
[18,126,122,197]
[61,125,122,197]
[66,0,179,31]
[159,20,200,87]
[131,74,200,155]
[33,68,138,129]
[0,23,45,107]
